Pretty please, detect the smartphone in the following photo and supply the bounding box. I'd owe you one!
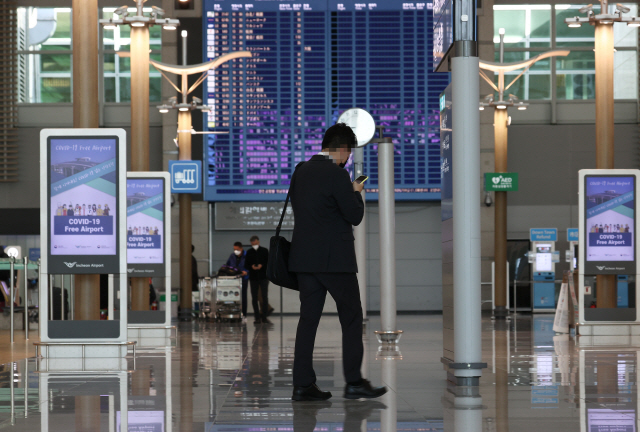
[355,175,369,184]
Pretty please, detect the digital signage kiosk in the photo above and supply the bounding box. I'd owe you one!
[126,172,172,332]
[578,169,640,328]
[39,129,129,356]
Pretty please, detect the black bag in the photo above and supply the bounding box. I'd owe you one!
[267,162,304,290]
[218,265,242,277]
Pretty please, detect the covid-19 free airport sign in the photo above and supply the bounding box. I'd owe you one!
[42,129,127,274]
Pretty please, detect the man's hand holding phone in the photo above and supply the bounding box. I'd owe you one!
[353,175,368,192]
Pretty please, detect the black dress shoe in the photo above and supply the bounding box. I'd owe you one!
[267,306,275,317]
[254,319,262,324]
[292,383,332,401]
[344,399,387,418]
[261,318,272,324]
[344,379,387,399]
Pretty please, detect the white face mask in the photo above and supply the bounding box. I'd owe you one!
[234,250,242,256]
[252,245,259,250]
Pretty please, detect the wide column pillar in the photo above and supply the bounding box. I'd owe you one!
[493,108,508,318]
[178,110,193,320]
[594,22,616,308]
[72,0,100,320]
[450,45,483,384]
[130,25,151,311]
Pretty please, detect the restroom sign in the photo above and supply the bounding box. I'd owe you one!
[169,160,201,193]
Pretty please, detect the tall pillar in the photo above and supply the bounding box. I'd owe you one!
[130,25,152,311]
[494,108,508,317]
[450,44,483,384]
[130,26,150,172]
[594,23,616,308]
[178,111,193,319]
[72,0,100,320]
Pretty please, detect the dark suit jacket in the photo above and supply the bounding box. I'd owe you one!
[245,246,269,280]
[288,154,364,273]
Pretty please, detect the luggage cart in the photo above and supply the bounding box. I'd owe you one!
[214,276,242,322]
[197,277,215,320]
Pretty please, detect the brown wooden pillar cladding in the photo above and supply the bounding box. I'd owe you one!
[129,25,151,311]
[594,23,616,308]
[178,111,192,317]
[72,0,100,320]
[494,108,509,317]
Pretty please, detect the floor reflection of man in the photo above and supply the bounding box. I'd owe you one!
[246,326,272,403]
[291,400,386,432]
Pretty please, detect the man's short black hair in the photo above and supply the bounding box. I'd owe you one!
[233,241,243,248]
[321,123,357,151]
[250,235,259,242]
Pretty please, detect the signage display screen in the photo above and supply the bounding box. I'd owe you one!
[203,0,448,202]
[127,178,165,277]
[588,409,635,432]
[117,411,165,432]
[584,175,636,274]
[48,136,120,274]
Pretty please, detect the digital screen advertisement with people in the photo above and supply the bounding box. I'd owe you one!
[126,178,165,276]
[585,175,636,274]
[48,137,120,273]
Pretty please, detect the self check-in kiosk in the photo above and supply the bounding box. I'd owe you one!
[567,228,579,270]
[578,169,640,333]
[529,228,560,312]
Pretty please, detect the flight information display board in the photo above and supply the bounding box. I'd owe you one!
[203,0,448,202]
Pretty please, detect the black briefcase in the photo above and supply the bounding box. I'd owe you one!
[266,162,304,290]
[267,234,298,290]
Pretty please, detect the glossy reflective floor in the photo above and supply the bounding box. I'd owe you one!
[0,314,636,431]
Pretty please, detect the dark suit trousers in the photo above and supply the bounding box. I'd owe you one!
[250,278,269,319]
[241,278,248,317]
[293,272,363,387]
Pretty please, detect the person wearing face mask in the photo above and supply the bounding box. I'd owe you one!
[245,235,273,324]
[287,122,386,402]
[225,241,249,321]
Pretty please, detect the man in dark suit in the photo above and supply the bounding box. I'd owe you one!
[245,235,271,324]
[225,241,249,321]
[288,123,387,401]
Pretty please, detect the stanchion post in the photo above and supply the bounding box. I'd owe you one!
[24,359,28,418]
[60,275,64,321]
[23,257,28,340]
[10,362,14,425]
[374,128,402,344]
[10,257,14,344]
[70,275,75,321]
[49,274,53,321]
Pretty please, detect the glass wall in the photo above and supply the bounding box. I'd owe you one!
[494,4,638,101]
[17,7,163,104]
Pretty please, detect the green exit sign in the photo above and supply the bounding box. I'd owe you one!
[485,173,519,192]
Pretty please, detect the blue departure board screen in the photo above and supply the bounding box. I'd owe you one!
[203,0,448,201]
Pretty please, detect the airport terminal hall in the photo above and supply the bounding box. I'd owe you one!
[2,0,640,430]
